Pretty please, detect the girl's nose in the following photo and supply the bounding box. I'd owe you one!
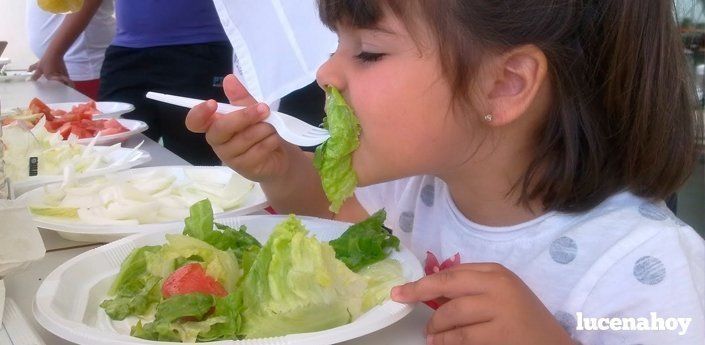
[316,54,345,92]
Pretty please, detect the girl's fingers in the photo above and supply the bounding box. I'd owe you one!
[226,133,282,171]
[205,102,269,146]
[223,74,258,106]
[391,268,492,303]
[185,99,218,133]
[214,121,277,160]
[426,295,494,335]
[427,321,494,345]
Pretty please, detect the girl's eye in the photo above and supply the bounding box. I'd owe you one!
[355,51,385,63]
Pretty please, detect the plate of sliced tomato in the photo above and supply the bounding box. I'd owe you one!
[46,101,135,119]
[3,98,147,145]
[48,117,148,145]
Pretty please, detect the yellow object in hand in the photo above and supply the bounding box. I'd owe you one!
[37,0,84,13]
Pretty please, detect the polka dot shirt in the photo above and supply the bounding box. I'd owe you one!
[355,175,705,344]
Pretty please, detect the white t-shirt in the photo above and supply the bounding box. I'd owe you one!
[356,175,705,344]
[26,0,115,81]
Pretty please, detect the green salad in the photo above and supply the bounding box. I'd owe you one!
[313,86,361,213]
[100,200,402,342]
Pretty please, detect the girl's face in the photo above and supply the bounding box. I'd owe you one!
[316,13,482,186]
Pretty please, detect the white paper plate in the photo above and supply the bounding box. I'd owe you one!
[46,102,135,119]
[12,146,151,196]
[18,166,268,243]
[34,215,423,345]
[0,71,31,83]
[74,119,148,146]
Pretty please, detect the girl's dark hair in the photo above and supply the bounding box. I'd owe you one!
[319,0,700,213]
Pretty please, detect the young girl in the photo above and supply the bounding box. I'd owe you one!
[186,1,705,343]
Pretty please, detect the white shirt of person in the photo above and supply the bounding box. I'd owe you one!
[356,175,705,344]
[26,0,115,81]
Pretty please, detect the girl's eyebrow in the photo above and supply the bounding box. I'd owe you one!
[364,24,397,36]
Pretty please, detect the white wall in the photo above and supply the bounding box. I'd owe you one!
[0,0,38,70]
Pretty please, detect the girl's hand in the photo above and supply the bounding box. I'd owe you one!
[185,74,302,183]
[391,263,574,345]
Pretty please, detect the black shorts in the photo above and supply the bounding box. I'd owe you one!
[99,42,233,165]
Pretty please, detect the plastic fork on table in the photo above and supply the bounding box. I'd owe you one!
[145,91,330,147]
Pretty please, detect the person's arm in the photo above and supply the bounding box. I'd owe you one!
[260,150,369,223]
[29,0,103,84]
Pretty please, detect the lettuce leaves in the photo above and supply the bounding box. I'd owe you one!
[100,245,163,320]
[240,215,367,338]
[329,209,400,272]
[183,199,262,268]
[132,293,243,343]
[101,200,404,342]
[313,86,361,213]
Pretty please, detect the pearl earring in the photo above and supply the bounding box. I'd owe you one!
[483,114,494,122]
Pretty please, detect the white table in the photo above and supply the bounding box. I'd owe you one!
[1,80,431,345]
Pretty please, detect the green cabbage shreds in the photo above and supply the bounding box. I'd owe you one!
[313,86,361,213]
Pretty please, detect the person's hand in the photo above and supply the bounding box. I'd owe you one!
[391,263,574,345]
[28,53,73,86]
[185,74,302,183]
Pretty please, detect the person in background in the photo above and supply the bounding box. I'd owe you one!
[188,0,705,343]
[99,0,232,166]
[26,0,114,100]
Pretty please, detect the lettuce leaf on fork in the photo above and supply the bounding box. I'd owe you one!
[313,86,361,213]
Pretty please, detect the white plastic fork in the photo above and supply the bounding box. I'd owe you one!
[145,91,330,147]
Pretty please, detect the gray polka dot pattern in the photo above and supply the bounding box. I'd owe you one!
[420,184,435,207]
[638,202,669,221]
[554,311,576,335]
[633,256,666,285]
[549,236,578,264]
[399,212,414,233]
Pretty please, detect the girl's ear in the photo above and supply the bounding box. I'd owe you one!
[483,45,549,126]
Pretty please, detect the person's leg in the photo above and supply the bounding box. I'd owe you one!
[99,45,162,141]
[149,42,233,165]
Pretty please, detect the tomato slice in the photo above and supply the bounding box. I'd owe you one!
[28,98,54,121]
[56,122,73,139]
[162,263,228,299]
